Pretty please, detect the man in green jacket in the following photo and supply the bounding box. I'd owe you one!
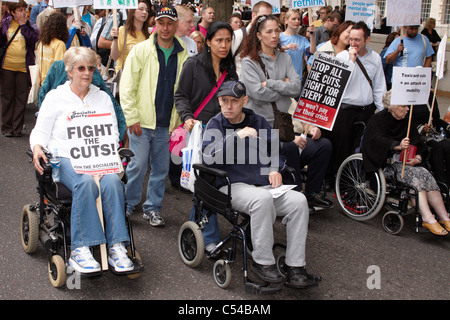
[119,6,188,226]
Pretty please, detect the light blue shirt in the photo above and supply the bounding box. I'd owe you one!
[383,34,433,82]
[279,33,310,80]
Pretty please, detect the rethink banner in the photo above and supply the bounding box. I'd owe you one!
[290,0,326,10]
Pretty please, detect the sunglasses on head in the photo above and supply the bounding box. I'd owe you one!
[75,65,96,72]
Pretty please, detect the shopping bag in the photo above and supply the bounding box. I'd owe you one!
[27,64,41,105]
[180,122,203,192]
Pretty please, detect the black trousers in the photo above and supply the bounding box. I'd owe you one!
[323,103,376,177]
[427,139,450,186]
[282,136,332,195]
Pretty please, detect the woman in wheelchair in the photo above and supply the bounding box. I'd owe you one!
[29,47,134,273]
[202,80,320,288]
[362,90,450,236]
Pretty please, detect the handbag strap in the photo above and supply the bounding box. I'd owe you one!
[257,59,279,113]
[4,25,20,50]
[355,57,373,89]
[193,70,227,119]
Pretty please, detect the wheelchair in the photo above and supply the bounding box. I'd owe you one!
[334,152,449,235]
[177,164,319,294]
[20,148,144,288]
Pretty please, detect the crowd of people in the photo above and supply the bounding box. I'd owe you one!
[1,0,450,283]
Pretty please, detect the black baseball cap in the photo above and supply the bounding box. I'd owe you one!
[156,6,178,21]
[217,80,246,98]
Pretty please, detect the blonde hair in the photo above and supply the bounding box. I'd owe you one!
[382,90,392,109]
[284,9,301,29]
[64,47,97,73]
[424,17,436,29]
[176,5,194,20]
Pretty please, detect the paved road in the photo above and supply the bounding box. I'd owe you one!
[1,103,449,306]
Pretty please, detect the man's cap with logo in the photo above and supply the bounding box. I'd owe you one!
[217,80,246,98]
[156,6,178,21]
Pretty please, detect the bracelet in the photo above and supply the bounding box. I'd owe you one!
[113,36,118,40]
[416,157,422,163]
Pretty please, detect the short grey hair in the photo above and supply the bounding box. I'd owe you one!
[63,47,97,73]
[382,90,392,110]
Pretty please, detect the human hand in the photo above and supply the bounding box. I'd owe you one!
[32,145,48,176]
[397,42,404,53]
[111,27,118,38]
[128,122,142,136]
[183,118,198,132]
[236,127,257,139]
[348,47,357,62]
[308,126,321,140]
[269,171,282,188]
[294,135,307,150]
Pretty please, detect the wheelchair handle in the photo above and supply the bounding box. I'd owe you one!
[193,163,228,178]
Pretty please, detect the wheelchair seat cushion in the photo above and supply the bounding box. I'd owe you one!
[45,181,72,204]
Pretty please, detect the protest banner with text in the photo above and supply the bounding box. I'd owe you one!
[386,0,421,27]
[290,0,326,10]
[293,51,354,131]
[66,107,121,175]
[390,67,431,105]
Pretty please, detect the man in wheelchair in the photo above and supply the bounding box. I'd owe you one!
[201,80,320,288]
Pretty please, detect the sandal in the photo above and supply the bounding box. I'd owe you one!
[422,222,448,236]
[439,220,450,232]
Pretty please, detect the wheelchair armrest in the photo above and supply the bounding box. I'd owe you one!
[193,163,228,178]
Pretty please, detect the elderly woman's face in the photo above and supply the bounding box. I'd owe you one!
[68,61,95,90]
[391,105,409,120]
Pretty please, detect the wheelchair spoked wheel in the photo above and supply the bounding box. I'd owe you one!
[178,221,204,267]
[213,259,232,289]
[48,255,66,288]
[335,153,386,221]
[382,211,404,235]
[20,205,39,254]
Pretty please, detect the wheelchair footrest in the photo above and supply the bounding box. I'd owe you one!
[109,257,144,276]
[244,280,281,294]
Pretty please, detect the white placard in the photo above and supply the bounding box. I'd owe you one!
[251,0,281,14]
[51,0,92,8]
[436,34,447,80]
[386,0,421,27]
[66,107,121,175]
[390,67,431,105]
[345,0,375,30]
[290,0,326,10]
[93,0,137,9]
[2,0,19,3]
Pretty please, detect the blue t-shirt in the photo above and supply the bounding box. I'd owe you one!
[383,34,433,82]
[279,33,310,80]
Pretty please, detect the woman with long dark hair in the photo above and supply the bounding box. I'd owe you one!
[240,14,332,210]
[37,12,69,85]
[174,21,238,253]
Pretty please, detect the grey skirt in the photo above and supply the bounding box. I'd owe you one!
[384,163,440,192]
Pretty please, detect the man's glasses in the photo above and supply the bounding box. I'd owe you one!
[75,65,96,73]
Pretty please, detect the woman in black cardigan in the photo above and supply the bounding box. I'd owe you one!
[362,90,450,236]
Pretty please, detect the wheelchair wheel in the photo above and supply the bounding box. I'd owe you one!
[48,255,66,288]
[335,153,386,221]
[178,221,204,267]
[213,259,231,289]
[382,211,404,235]
[20,205,39,254]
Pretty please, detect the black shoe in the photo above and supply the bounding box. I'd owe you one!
[284,265,321,289]
[250,261,282,283]
[306,193,333,209]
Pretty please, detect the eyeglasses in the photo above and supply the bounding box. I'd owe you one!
[75,65,96,73]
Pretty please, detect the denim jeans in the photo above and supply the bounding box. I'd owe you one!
[189,204,221,246]
[125,127,170,213]
[60,158,130,250]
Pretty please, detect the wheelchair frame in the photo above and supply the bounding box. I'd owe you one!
[20,149,143,288]
[177,164,287,294]
[335,152,450,235]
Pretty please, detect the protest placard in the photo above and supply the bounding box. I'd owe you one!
[293,51,354,131]
[66,107,121,175]
[386,0,421,27]
[52,0,92,9]
[345,0,375,30]
[92,0,137,9]
[290,0,326,10]
[252,0,281,14]
[390,67,431,105]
